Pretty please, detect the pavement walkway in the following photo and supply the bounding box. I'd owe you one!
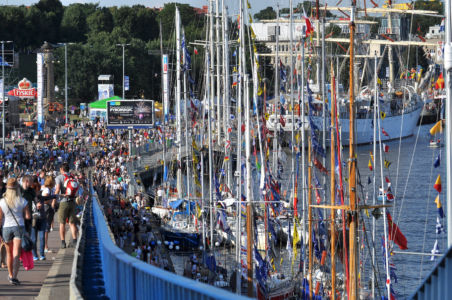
[0,222,74,300]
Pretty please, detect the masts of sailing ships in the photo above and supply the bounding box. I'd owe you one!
[222,1,232,190]
[330,63,337,300]
[348,2,359,299]
[245,74,253,298]
[272,5,279,177]
[182,28,191,204]
[208,0,215,249]
[235,0,245,293]
[176,6,183,200]
[215,0,221,147]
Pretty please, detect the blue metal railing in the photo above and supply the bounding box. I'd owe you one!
[91,188,249,300]
[410,245,452,299]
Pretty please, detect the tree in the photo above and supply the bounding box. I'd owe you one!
[35,0,64,43]
[413,0,443,35]
[254,7,276,21]
[60,4,97,43]
[86,8,114,33]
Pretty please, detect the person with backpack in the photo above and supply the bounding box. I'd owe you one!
[55,163,78,249]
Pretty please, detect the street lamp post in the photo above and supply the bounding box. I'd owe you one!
[64,43,68,124]
[57,42,74,125]
[116,43,130,99]
[116,43,131,157]
[1,41,12,150]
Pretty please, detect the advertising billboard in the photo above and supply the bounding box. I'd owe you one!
[106,100,154,128]
[98,83,114,100]
[37,53,44,132]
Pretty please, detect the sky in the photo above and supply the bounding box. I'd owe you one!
[4,0,279,14]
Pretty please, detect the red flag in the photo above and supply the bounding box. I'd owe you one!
[382,128,389,137]
[241,124,245,133]
[435,73,445,90]
[434,175,442,193]
[280,115,286,127]
[303,7,314,37]
[387,212,408,250]
[315,188,321,204]
[386,192,394,201]
[194,47,198,55]
[383,143,389,153]
[313,157,328,175]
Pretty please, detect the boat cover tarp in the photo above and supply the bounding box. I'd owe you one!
[169,199,185,209]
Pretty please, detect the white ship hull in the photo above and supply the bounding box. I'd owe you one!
[312,105,422,145]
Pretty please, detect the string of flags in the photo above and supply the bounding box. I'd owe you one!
[432,174,444,261]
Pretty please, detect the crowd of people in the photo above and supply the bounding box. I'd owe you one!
[0,117,169,286]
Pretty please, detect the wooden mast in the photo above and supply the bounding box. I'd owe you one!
[308,138,313,299]
[330,62,336,300]
[245,73,253,298]
[348,1,359,299]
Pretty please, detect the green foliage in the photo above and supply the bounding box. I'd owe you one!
[60,3,97,43]
[413,0,443,35]
[253,7,276,21]
[86,8,114,33]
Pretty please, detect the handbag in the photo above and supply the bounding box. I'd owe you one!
[6,201,33,252]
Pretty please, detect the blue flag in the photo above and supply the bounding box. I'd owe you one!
[434,153,440,168]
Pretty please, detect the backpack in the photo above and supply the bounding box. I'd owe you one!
[63,173,79,197]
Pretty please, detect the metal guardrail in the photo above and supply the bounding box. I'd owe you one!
[410,245,452,300]
[69,194,87,300]
[91,186,250,300]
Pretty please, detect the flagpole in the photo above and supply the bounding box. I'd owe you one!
[376,87,391,300]
[372,52,378,300]
[273,4,279,177]
[330,61,336,300]
[444,0,452,248]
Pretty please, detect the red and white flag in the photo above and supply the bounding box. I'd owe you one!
[382,128,389,137]
[194,47,198,55]
[383,143,389,152]
[303,7,314,37]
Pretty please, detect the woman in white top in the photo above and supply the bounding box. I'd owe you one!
[0,178,31,285]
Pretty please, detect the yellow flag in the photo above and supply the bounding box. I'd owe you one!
[377,77,382,85]
[196,203,202,218]
[430,120,443,136]
[384,159,391,169]
[247,1,251,9]
[380,111,386,120]
[291,217,300,273]
[250,27,256,40]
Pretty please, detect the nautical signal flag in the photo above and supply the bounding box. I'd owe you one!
[435,195,444,218]
[430,120,443,135]
[434,175,442,193]
[387,212,408,250]
[434,153,441,168]
[302,7,314,37]
[384,159,391,169]
[194,47,198,55]
[382,128,389,137]
[377,77,382,85]
[383,143,389,153]
[368,159,373,171]
[435,72,445,90]
[380,111,386,120]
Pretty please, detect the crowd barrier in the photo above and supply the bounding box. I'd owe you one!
[91,186,249,300]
